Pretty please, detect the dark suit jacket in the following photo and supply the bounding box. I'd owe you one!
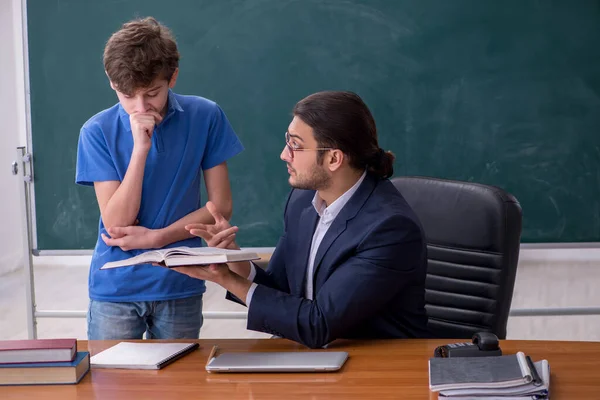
[243,174,429,348]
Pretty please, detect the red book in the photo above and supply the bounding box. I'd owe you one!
[0,339,77,364]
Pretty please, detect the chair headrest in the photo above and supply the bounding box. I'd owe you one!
[391,176,522,252]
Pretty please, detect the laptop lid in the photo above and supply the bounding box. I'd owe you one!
[205,351,349,373]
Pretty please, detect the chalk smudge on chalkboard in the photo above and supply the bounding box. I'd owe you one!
[239,221,269,230]
[52,186,92,242]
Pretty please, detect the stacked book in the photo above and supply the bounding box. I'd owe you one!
[0,338,89,385]
[429,352,550,399]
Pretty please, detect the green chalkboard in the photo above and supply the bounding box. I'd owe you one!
[27,0,600,250]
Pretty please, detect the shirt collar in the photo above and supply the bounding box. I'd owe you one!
[312,170,367,223]
[167,89,184,112]
[118,89,183,129]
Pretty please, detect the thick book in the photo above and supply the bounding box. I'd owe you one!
[100,246,260,269]
[430,352,550,398]
[90,342,199,370]
[0,351,90,386]
[0,338,77,364]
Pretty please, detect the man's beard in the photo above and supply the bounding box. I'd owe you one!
[289,163,331,191]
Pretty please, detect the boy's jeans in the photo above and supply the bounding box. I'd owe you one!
[87,294,203,340]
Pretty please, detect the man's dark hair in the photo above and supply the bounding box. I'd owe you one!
[293,91,395,179]
[103,17,179,96]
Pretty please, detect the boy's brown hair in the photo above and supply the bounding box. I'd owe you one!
[103,17,179,96]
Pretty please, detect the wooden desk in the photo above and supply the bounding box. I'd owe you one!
[1,338,599,399]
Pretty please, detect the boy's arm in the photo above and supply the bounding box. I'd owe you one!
[94,148,148,229]
[154,162,233,246]
[94,111,160,229]
[102,162,233,250]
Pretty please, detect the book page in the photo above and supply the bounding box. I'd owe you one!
[163,247,219,257]
[101,247,259,269]
[162,247,260,267]
[100,250,165,269]
[163,246,244,257]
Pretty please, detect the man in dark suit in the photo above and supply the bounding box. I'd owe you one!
[174,91,429,348]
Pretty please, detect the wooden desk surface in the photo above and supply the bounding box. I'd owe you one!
[1,338,599,399]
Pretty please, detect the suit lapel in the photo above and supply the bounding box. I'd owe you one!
[294,204,319,295]
[312,174,378,277]
[311,217,347,275]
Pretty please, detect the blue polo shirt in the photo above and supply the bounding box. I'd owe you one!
[76,91,244,302]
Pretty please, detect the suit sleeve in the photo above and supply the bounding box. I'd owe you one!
[246,215,424,348]
[252,235,290,292]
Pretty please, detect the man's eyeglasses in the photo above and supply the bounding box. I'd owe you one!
[284,132,334,160]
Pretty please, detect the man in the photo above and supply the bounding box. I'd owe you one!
[175,91,429,348]
[75,17,243,339]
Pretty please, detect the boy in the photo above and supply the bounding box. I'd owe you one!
[76,17,243,339]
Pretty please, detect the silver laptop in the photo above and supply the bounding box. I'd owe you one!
[205,351,348,373]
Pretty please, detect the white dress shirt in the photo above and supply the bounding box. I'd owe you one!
[245,171,367,305]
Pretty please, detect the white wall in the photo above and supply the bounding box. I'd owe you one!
[0,0,26,275]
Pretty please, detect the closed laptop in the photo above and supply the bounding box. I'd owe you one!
[206,351,348,373]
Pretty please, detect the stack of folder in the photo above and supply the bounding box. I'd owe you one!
[0,338,90,385]
[428,351,550,399]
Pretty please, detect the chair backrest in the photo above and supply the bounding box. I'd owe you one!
[391,176,522,339]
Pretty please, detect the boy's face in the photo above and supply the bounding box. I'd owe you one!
[110,68,178,118]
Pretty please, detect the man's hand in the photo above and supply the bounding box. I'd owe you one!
[101,225,163,251]
[186,201,239,249]
[130,111,163,152]
[171,263,252,304]
[171,263,230,284]
[186,201,251,279]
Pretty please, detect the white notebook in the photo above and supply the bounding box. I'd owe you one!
[90,342,198,370]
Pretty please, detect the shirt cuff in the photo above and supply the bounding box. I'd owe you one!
[247,262,257,281]
[246,282,258,306]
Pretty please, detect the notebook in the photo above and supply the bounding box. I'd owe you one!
[430,352,550,399]
[205,351,348,373]
[438,360,549,398]
[90,342,198,370]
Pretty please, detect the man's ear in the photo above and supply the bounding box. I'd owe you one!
[327,149,344,172]
[169,68,179,88]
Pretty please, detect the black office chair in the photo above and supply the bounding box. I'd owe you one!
[391,176,522,339]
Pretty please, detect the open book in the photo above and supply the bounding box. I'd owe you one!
[100,246,260,269]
